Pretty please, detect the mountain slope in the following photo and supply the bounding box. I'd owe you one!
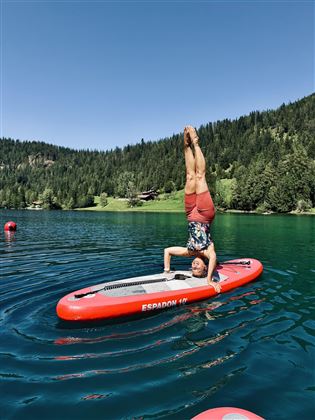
[0,94,314,212]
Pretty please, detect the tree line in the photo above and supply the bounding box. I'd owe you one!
[0,93,314,212]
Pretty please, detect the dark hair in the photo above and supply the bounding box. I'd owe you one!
[199,256,208,266]
[200,256,208,277]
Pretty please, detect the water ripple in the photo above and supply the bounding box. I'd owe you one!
[1,210,314,420]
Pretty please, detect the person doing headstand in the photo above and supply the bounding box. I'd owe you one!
[164,125,221,293]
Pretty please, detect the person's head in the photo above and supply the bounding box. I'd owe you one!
[191,257,208,277]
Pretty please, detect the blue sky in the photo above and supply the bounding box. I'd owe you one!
[1,0,314,150]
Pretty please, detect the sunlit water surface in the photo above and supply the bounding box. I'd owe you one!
[0,210,314,419]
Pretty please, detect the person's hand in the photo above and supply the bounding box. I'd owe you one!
[163,271,174,280]
[208,280,221,293]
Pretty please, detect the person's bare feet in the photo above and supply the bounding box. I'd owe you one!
[184,127,191,147]
[186,125,199,146]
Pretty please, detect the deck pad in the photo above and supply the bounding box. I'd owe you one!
[99,271,228,297]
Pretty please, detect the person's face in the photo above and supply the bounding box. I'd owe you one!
[191,257,206,277]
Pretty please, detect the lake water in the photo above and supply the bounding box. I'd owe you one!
[1,210,314,420]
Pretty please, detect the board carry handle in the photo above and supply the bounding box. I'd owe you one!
[218,260,251,266]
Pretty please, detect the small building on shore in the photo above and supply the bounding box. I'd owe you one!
[138,189,159,201]
[32,200,44,209]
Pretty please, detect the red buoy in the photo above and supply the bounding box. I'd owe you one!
[4,221,17,231]
[192,407,265,420]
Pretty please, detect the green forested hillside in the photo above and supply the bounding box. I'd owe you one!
[1,94,314,212]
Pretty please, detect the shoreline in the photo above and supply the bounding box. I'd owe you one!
[4,192,315,216]
[74,206,315,216]
[2,207,314,216]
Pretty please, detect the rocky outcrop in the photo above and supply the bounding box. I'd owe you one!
[28,154,55,168]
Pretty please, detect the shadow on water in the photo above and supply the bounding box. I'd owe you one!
[55,310,164,331]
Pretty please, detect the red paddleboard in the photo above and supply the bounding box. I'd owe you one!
[56,258,263,321]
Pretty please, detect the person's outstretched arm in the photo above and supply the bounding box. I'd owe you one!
[204,243,221,293]
[164,247,189,272]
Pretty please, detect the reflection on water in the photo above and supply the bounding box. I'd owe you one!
[4,231,16,242]
[0,210,314,420]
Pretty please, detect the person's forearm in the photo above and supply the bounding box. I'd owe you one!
[164,248,171,272]
[207,255,217,281]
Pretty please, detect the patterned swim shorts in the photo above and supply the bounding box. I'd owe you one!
[186,221,212,252]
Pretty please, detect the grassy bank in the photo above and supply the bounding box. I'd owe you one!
[77,190,315,215]
[77,190,185,212]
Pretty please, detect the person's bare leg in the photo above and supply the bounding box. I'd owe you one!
[187,126,208,194]
[194,143,208,194]
[184,127,196,194]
